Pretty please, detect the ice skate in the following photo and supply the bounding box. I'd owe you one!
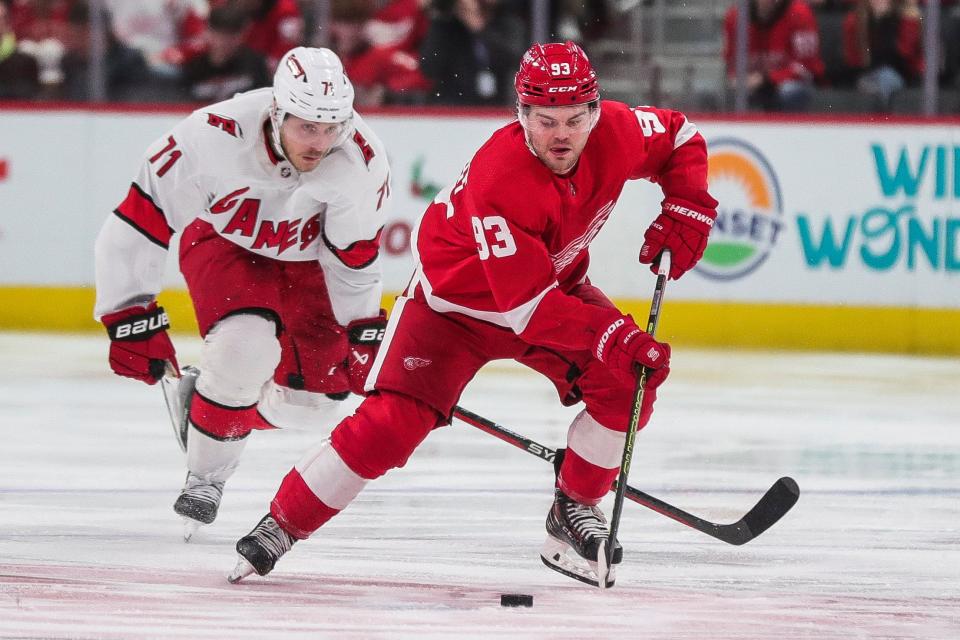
[173,472,224,541]
[540,489,623,589]
[161,365,199,453]
[228,514,297,583]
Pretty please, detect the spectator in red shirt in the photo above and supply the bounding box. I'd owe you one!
[9,0,72,42]
[362,0,428,53]
[8,0,72,90]
[346,0,431,105]
[724,0,825,111]
[842,0,923,111]
[229,0,303,71]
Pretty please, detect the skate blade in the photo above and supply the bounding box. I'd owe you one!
[182,518,202,543]
[160,376,188,453]
[227,556,256,584]
[540,535,615,589]
[596,540,610,591]
[161,367,197,453]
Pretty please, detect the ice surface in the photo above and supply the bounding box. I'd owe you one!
[1,333,958,639]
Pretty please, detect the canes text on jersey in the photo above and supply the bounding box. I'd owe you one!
[209,186,322,255]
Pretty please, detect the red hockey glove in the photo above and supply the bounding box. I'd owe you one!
[346,310,387,396]
[593,313,671,427]
[592,313,670,382]
[101,302,178,385]
[639,196,717,280]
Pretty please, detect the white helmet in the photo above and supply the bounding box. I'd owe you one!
[270,47,355,154]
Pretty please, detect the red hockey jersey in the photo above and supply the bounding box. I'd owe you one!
[411,100,713,353]
[723,0,825,86]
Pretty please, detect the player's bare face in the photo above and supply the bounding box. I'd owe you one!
[279,115,343,172]
[523,105,594,175]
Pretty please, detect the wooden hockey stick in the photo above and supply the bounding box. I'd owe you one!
[453,405,799,546]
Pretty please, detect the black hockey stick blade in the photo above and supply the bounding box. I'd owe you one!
[738,476,800,543]
[453,406,801,545]
[620,475,799,545]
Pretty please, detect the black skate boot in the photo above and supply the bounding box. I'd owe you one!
[540,489,623,589]
[228,514,297,583]
[173,472,224,541]
[161,365,199,453]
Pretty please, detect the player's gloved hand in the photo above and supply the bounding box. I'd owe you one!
[592,313,670,382]
[101,302,179,385]
[346,310,388,395]
[639,196,717,280]
[593,313,670,427]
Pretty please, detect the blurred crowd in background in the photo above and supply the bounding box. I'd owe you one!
[1,0,959,113]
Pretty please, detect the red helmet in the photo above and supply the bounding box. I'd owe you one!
[515,41,600,106]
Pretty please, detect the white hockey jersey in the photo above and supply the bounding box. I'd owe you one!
[94,88,392,326]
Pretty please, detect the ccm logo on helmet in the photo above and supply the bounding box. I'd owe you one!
[595,318,625,360]
[548,86,578,93]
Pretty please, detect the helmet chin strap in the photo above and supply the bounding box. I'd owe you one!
[268,101,288,160]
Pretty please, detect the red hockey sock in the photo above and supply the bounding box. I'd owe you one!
[557,447,618,506]
[270,469,340,539]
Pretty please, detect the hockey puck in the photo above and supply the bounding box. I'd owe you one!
[500,593,533,607]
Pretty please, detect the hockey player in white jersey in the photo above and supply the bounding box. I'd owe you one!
[93,47,392,540]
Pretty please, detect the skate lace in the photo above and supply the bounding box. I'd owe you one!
[183,476,224,504]
[562,498,608,541]
[253,517,295,558]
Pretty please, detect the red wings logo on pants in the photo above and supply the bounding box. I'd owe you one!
[402,357,432,371]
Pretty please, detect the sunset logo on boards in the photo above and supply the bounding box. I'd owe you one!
[699,139,785,280]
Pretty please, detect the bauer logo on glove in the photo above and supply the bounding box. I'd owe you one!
[109,309,171,340]
[352,327,386,343]
[100,302,178,385]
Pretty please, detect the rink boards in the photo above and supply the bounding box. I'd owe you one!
[0,105,957,353]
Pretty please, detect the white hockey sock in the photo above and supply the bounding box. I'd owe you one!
[186,424,249,484]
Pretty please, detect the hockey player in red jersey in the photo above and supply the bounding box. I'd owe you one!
[230,41,718,587]
[94,47,392,541]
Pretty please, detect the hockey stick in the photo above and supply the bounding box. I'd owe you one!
[453,406,799,546]
[603,250,672,580]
